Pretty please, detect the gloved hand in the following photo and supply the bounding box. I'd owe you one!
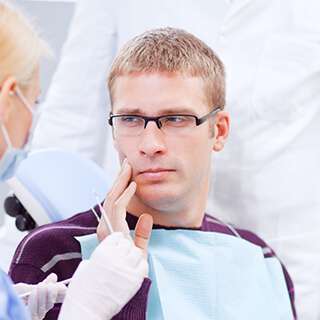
[13,273,67,320]
[59,231,149,320]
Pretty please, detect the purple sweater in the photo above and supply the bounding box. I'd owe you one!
[9,205,297,319]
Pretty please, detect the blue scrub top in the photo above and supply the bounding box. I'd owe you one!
[0,269,31,320]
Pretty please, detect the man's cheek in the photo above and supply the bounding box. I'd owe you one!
[113,139,118,151]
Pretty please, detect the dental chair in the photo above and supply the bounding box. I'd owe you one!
[4,148,111,231]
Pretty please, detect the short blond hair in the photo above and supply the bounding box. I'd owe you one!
[0,1,51,88]
[108,27,226,112]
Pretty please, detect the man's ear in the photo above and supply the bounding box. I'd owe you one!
[213,110,229,152]
[0,77,17,124]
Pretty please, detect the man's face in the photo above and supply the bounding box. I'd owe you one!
[112,72,218,217]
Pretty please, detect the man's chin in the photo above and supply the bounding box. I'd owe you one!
[135,186,178,209]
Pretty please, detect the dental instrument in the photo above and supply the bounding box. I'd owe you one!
[18,278,71,299]
[92,189,114,234]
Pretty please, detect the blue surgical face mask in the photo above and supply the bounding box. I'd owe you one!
[0,86,39,182]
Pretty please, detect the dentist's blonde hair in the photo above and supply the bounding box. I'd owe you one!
[0,1,51,88]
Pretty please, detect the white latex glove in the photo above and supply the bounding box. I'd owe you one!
[14,273,67,320]
[59,231,148,320]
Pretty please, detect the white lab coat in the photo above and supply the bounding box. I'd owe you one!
[32,0,320,318]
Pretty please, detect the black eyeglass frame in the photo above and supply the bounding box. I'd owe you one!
[108,107,221,131]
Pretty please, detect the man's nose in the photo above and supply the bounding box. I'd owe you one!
[138,121,166,156]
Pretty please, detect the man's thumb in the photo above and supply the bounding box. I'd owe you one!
[134,214,153,260]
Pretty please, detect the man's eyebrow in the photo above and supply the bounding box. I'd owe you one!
[115,106,196,115]
[159,107,195,115]
[115,108,142,114]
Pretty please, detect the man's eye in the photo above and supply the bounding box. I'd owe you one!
[123,116,137,122]
[120,116,142,126]
[163,116,192,126]
[165,116,184,123]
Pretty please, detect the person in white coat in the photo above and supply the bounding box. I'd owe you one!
[31,0,320,319]
[0,1,150,319]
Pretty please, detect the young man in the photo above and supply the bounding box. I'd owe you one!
[10,28,296,319]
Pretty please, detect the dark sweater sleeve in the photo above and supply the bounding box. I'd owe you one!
[8,213,95,320]
[111,278,152,320]
[10,263,48,285]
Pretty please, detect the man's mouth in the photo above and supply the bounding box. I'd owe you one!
[138,168,174,181]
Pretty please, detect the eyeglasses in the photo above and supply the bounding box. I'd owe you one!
[108,108,220,136]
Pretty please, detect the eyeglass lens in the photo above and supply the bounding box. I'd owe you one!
[113,115,196,135]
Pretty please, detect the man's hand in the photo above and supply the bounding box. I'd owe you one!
[97,158,153,260]
[97,158,136,240]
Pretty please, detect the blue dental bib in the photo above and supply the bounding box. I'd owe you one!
[76,229,294,320]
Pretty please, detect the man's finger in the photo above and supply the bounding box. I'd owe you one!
[107,181,137,242]
[98,182,136,241]
[134,214,153,260]
[103,160,132,210]
[98,161,133,242]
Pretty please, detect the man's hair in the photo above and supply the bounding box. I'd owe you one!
[107,27,226,112]
[0,1,51,89]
